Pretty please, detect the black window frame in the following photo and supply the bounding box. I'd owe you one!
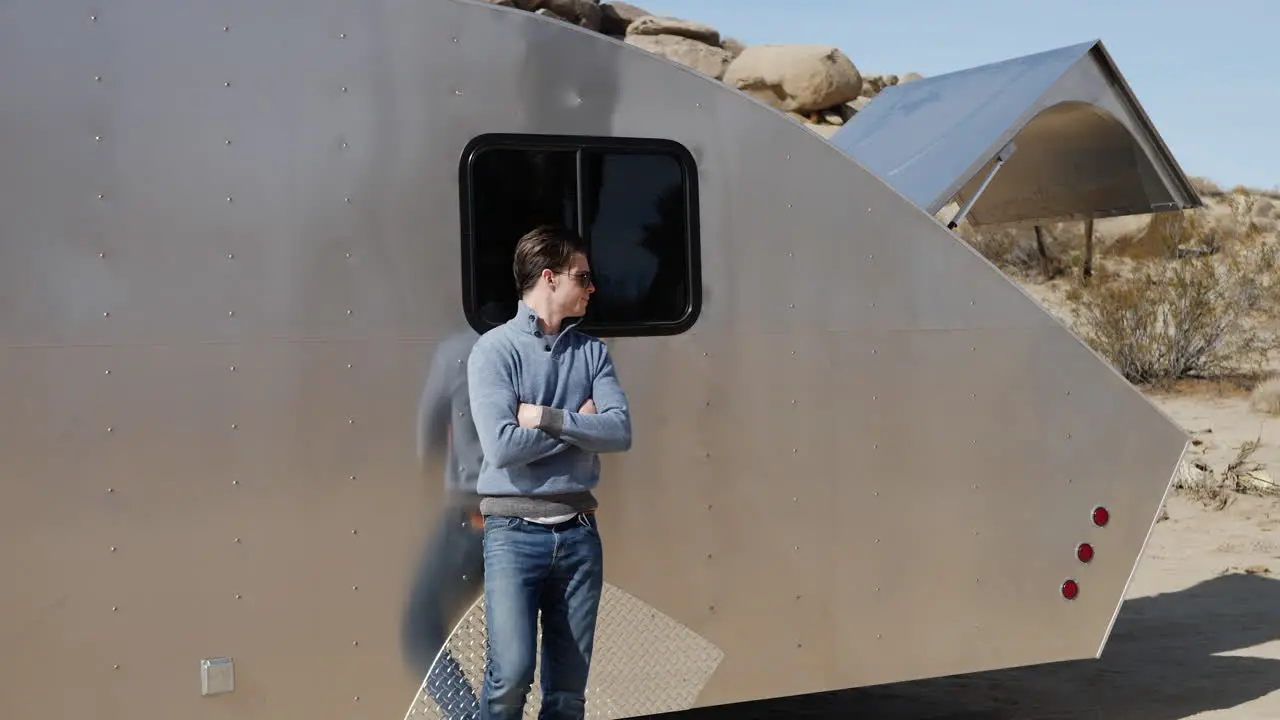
[458,132,703,338]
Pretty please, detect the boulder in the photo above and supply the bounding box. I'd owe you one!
[626,15,720,46]
[626,34,734,80]
[599,2,650,35]
[723,45,863,114]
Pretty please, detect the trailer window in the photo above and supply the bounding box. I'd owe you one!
[460,134,701,337]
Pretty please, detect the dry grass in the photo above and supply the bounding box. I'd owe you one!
[1251,376,1280,416]
[1173,434,1278,508]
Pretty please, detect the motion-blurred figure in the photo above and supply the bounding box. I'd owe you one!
[402,306,508,718]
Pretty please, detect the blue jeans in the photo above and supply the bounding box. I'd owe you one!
[481,513,604,720]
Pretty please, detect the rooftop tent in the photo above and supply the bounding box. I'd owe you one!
[829,40,1203,227]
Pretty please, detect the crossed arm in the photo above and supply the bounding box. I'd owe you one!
[520,350,632,454]
[468,341,633,469]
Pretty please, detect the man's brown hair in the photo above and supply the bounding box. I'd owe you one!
[512,224,589,294]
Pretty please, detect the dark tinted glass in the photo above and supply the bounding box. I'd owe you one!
[462,137,698,336]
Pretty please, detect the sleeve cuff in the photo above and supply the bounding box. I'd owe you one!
[538,406,565,436]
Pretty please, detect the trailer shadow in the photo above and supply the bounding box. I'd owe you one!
[666,571,1280,719]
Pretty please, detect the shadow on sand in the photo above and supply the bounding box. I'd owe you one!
[663,571,1280,719]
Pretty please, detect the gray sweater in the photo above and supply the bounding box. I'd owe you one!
[466,300,632,517]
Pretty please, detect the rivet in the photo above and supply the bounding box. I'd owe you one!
[110,546,117,552]
[352,640,359,647]
[876,633,883,639]
[225,139,232,146]
[875,538,880,543]
[786,203,792,209]
[346,309,353,316]
[229,365,236,372]
[112,664,119,670]
[235,593,242,599]
[351,529,358,535]
[354,696,360,702]
[347,418,354,425]
[788,251,794,257]
[103,311,109,317]
[785,154,791,160]
[224,82,231,88]
[98,252,105,258]
[707,553,712,559]
[875,586,880,592]
[227,196,233,203]
[112,606,118,612]
[106,426,113,432]
[231,423,238,429]
[95,136,102,142]
[345,252,351,258]
[234,538,241,543]
[451,37,459,43]
[90,14,97,22]
[228,311,235,317]
[708,604,715,612]
[104,369,111,375]
[970,300,976,305]
[223,26,230,32]
[338,33,347,39]
[341,142,348,149]
[868,254,874,260]
[789,303,795,309]
[867,207,872,213]
[1067,433,1072,439]
[454,89,462,96]
[232,479,239,485]
[97,193,104,200]
[792,448,797,453]
[348,475,356,481]
[94,75,103,82]
[792,496,798,502]
[797,642,803,648]
[873,491,879,496]
[345,197,352,203]
[793,545,800,551]
[227,252,234,259]
[341,87,348,93]
[107,488,114,493]
[346,363,353,369]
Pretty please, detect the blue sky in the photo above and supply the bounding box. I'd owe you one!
[632,0,1277,191]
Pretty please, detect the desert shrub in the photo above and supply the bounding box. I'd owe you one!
[1070,246,1278,387]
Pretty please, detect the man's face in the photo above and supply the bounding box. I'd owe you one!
[549,252,594,318]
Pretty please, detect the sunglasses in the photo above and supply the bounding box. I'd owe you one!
[555,270,594,288]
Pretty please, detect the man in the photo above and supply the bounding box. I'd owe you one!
[467,224,633,720]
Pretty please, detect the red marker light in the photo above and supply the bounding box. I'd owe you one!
[1061,579,1079,600]
[1092,506,1110,527]
[1076,543,1094,563]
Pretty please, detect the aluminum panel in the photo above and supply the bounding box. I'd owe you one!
[830,40,1201,224]
[0,1,1190,718]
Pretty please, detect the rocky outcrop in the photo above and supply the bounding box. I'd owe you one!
[625,33,734,80]
[722,45,862,114]
[481,1,924,135]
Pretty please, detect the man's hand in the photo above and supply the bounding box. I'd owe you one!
[579,398,596,415]
[517,403,543,429]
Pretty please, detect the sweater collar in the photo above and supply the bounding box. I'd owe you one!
[510,299,583,337]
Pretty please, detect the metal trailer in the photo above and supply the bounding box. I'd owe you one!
[0,1,1199,719]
